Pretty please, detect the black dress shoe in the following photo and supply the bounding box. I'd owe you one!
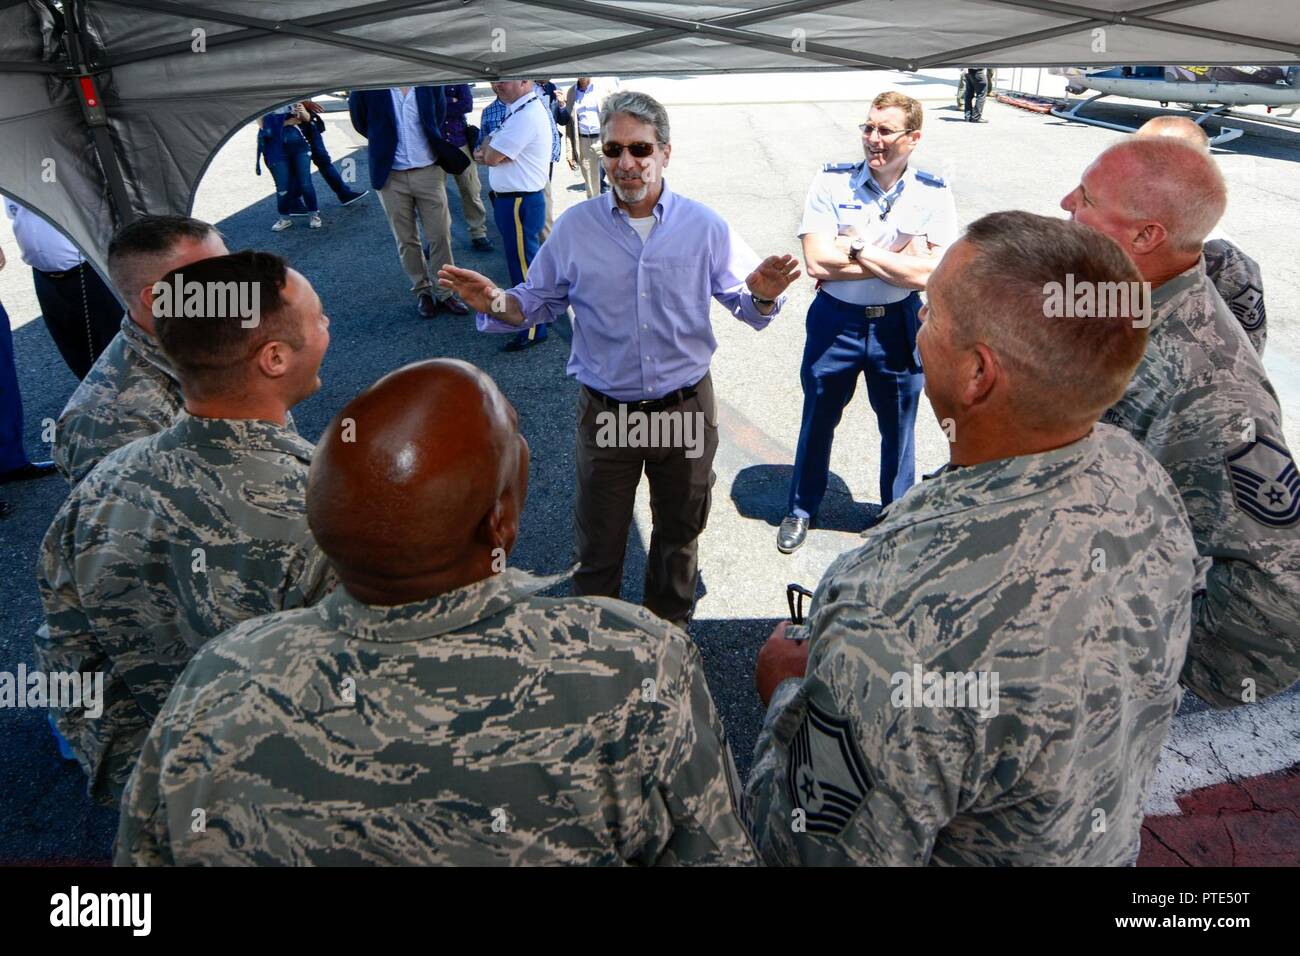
[417,293,438,318]
[0,460,56,484]
[471,236,494,252]
[777,514,810,553]
[439,294,470,316]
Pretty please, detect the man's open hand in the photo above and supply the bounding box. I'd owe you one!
[437,266,502,315]
[746,254,801,301]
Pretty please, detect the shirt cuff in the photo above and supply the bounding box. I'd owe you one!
[739,291,784,329]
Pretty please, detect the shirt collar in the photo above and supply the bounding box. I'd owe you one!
[164,410,313,461]
[605,179,675,224]
[120,314,178,380]
[505,93,539,116]
[314,567,568,643]
[868,429,1103,538]
[1149,257,1207,332]
[855,163,910,200]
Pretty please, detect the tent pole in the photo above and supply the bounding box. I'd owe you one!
[64,0,136,228]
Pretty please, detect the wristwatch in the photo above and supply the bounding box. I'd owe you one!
[752,293,776,307]
[848,238,867,262]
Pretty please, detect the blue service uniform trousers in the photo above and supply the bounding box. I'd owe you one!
[0,301,30,473]
[491,189,548,346]
[788,289,924,518]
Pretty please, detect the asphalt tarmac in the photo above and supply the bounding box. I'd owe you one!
[1,70,1297,862]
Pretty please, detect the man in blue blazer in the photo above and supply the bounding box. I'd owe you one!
[349,86,470,318]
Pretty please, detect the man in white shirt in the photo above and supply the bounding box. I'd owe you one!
[566,77,620,198]
[4,198,123,379]
[475,79,555,352]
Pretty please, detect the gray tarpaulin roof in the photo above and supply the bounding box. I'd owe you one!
[2,0,1298,273]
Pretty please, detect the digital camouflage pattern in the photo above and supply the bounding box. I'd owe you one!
[53,316,182,486]
[1103,260,1300,708]
[53,316,295,485]
[115,568,758,867]
[744,425,1205,866]
[1204,238,1265,356]
[36,413,333,807]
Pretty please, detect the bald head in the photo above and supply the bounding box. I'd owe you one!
[307,360,529,604]
[1135,116,1211,153]
[1062,138,1227,273]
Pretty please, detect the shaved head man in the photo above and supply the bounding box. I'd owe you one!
[117,360,757,867]
[1134,116,1266,354]
[54,215,231,484]
[1063,141,1300,708]
[746,212,1203,865]
[38,251,333,806]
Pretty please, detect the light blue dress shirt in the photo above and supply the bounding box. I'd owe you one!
[477,183,783,401]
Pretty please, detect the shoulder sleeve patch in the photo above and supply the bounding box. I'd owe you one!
[913,167,948,187]
[1227,434,1300,528]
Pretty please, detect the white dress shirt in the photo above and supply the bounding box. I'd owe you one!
[389,87,435,172]
[5,199,84,273]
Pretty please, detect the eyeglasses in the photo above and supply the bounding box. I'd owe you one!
[858,124,914,139]
[601,141,659,158]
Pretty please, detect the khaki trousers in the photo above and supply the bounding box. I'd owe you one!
[540,166,555,242]
[575,135,603,198]
[377,164,454,300]
[572,372,719,628]
[449,145,488,239]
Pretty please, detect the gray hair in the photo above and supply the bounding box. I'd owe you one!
[600,90,671,145]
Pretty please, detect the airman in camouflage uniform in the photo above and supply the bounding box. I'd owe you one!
[1203,238,1265,355]
[1102,261,1300,705]
[1133,117,1267,356]
[53,314,184,485]
[53,215,230,485]
[745,213,1205,866]
[37,251,333,806]
[1063,138,1300,707]
[116,359,756,866]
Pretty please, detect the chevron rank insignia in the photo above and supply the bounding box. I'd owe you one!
[1227,435,1300,528]
[787,698,872,835]
[1227,282,1265,331]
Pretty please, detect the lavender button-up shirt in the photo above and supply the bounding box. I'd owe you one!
[477,183,783,401]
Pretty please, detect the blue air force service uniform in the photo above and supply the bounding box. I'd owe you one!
[788,160,957,517]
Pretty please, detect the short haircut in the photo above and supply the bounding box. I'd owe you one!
[945,211,1148,430]
[871,91,923,132]
[1099,138,1227,253]
[1136,115,1211,152]
[154,250,303,399]
[106,215,221,305]
[601,90,671,145]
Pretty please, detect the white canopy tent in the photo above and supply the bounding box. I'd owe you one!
[1,0,1297,272]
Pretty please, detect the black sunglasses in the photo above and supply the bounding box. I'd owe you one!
[601,141,659,159]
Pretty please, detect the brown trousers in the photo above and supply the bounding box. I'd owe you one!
[572,372,719,628]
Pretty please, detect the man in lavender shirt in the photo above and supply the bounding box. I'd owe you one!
[440,91,800,628]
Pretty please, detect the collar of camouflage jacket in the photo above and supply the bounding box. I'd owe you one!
[1149,258,1207,331]
[870,427,1108,533]
[164,410,314,461]
[315,567,570,643]
[119,313,179,381]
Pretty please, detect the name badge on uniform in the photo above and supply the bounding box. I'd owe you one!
[837,203,864,210]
